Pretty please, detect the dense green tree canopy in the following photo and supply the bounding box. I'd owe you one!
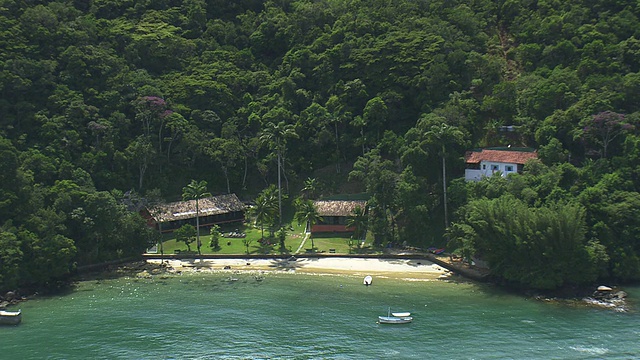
[1,0,640,292]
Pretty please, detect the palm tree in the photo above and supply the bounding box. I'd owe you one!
[350,115,367,156]
[182,179,211,255]
[346,205,368,242]
[276,226,288,252]
[301,177,318,199]
[326,95,348,173]
[294,198,322,250]
[242,237,254,255]
[424,123,466,229]
[259,121,298,225]
[251,187,278,239]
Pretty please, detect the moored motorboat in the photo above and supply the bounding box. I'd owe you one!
[378,315,413,324]
[363,275,373,286]
[0,309,22,325]
[378,308,412,324]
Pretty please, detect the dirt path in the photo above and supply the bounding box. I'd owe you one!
[294,232,310,254]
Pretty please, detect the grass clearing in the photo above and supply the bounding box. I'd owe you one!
[307,233,376,254]
[152,218,380,255]
[157,221,308,255]
[154,221,380,255]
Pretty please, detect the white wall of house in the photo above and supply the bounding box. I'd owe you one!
[465,161,519,181]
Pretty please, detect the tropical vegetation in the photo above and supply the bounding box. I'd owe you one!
[1,0,639,292]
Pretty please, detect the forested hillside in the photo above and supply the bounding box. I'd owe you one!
[1,0,639,292]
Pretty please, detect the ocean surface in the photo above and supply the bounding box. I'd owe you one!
[1,270,639,359]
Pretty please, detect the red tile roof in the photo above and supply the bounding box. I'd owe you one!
[465,149,538,165]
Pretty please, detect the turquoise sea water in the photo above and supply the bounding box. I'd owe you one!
[1,270,639,359]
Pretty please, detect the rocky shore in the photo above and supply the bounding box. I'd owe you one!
[0,290,27,310]
[530,285,630,312]
[581,286,628,312]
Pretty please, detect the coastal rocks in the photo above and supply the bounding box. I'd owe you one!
[0,291,26,309]
[135,270,152,279]
[530,285,630,312]
[592,286,626,300]
[4,291,16,301]
[101,260,179,279]
[582,286,628,312]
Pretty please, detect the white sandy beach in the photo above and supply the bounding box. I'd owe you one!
[147,257,450,279]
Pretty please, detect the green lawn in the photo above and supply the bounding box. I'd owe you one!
[306,233,376,254]
[157,222,306,255]
[153,221,379,255]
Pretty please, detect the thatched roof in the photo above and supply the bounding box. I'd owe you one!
[313,200,367,217]
[147,194,245,223]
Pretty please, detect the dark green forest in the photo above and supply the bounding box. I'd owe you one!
[1,0,639,292]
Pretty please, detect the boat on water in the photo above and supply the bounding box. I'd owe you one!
[363,275,373,286]
[378,308,412,324]
[0,309,22,325]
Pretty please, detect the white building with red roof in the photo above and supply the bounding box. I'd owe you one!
[464,148,538,181]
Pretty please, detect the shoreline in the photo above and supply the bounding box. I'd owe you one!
[4,257,629,313]
[145,257,452,280]
[140,258,630,311]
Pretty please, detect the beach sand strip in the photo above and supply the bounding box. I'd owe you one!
[146,257,450,280]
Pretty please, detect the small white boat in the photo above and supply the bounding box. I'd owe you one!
[0,309,22,325]
[363,275,373,286]
[378,308,412,324]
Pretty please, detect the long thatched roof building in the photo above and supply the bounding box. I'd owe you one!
[142,194,246,232]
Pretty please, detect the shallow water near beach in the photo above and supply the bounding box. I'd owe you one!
[2,271,639,359]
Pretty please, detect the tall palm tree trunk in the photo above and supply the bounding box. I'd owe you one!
[158,222,164,264]
[242,154,248,189]
[196,199,201,255]
[442,145,448,229]
[277,151,282,226]
[334,121,341,173]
